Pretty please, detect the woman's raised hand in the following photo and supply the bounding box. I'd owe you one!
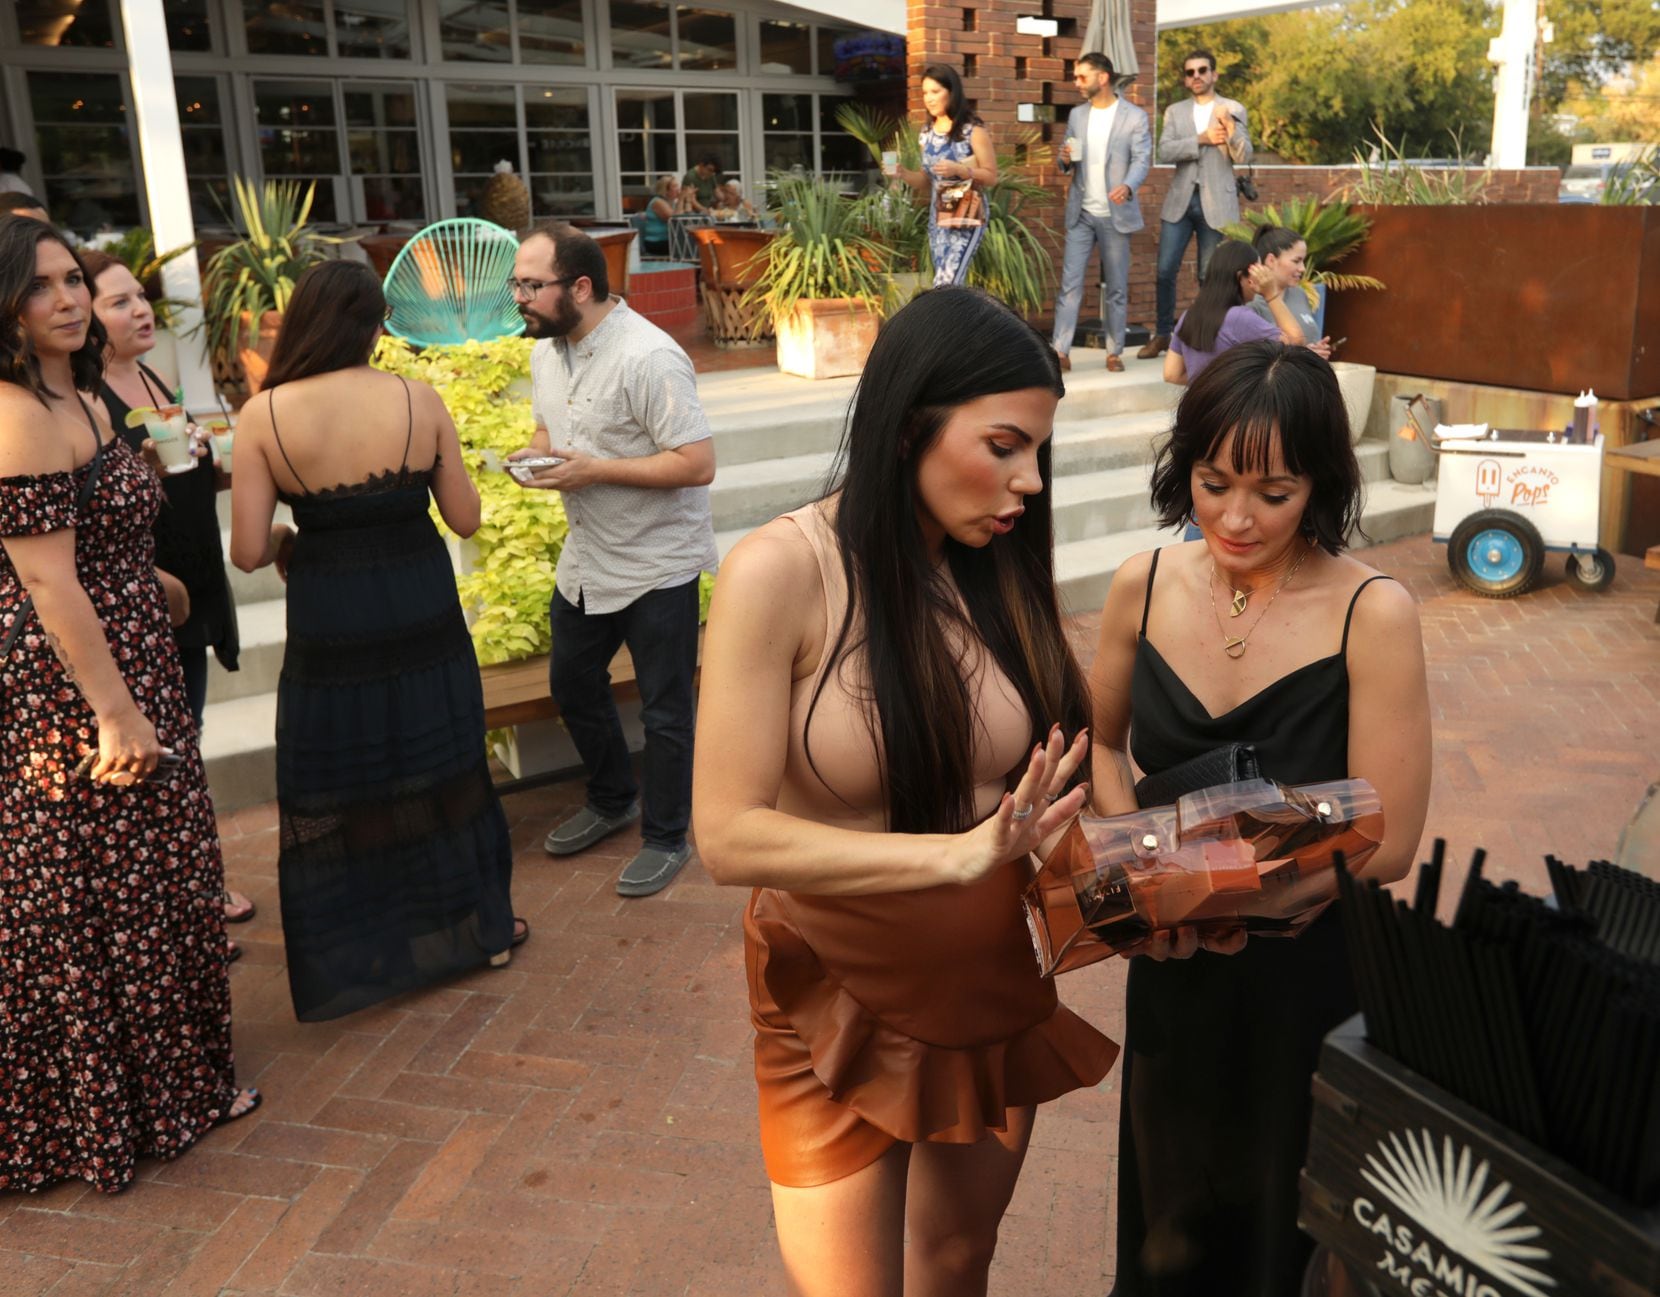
[948,725,1090,886]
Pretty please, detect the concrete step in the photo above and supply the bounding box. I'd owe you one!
[207,598,285,705]
[200,693,277,815]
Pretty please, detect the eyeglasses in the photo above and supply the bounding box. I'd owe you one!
[506,275,578,300]
[1183,66,1212,78]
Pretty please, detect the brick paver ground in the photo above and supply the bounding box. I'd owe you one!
[3,537,1656,1297]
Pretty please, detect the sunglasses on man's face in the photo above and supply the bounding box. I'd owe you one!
[1183,66,1212,78]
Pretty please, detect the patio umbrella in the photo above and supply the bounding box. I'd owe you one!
[1079,0,1139,77]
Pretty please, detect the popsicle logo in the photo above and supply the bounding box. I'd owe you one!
[1474,460,1502,508]
[1351,1128,1555,1297]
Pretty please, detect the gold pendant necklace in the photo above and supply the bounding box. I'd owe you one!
[1209,550,1308,659]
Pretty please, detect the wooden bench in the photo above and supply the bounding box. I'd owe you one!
[479,635,704,790]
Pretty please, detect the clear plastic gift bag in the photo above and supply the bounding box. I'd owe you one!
[1022,778,1385,977]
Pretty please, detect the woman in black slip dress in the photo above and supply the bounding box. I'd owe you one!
[228,261,523,1022]
[1086,341,1433,1297]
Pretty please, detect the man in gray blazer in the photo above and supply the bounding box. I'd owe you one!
[1138,47,1254,358]
[1051,53,1151,372]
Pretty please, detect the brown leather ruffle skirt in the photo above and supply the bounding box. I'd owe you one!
[744,869,1119,1188]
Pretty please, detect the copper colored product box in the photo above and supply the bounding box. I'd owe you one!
[1022,778,1385,977]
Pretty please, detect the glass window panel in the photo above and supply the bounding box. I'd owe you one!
[651,135,679,172]
[261,130,342,174]
[190,179,233,230]
[762,94,813,133]
[181,129,229,174]
[438,0,511,61]
[519,0,586,66]
[819,96,854,135]
[345,87,418,129]
[16,0,115,47]
[614,90,675,132]
[682,92,737,132]
[334,1,412,59]
[243,1,328,56]
[617,138,645,172]
[528,139,593,174]
[761,135,809,172]
[451,133,522,173]
[818,27,839,77]
[360,176,424,221]
[254,82,338,127]
[348,130,420,173]
[32,125,131,174]
[50,179,140,235]
[683,134,738,174]
[176,77,224,126]
[524,89,588,130]
[759,20,811,75]
[529,174,595,217]
[610,0,671,70]
[445,83,517,128]
[676,8,735,71]
[820,132,868,174]
[165,0,214,51]
[31,76,128,125]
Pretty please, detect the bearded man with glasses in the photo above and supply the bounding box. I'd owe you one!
[505,223,718,898]
[1139,49,1254,360]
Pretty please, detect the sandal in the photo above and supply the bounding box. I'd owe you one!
[489,917,530,968]
[222,887,256,924]
[227,938,242,964]
[213,1087,262,1127]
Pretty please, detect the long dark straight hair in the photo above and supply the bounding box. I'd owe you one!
[0,214,107,402]
[920,63,978,142]
[262,260,385,389]
[808,287,1090,835]
[1175,238,1257,353]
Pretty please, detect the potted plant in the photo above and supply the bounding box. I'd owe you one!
[741,173,887,380]
[198,178,334,394]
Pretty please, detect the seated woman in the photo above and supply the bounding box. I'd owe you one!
[693,287,1117,1295]
[713,180,756,219]
[1163,239,1304,386]
[1248,225,1332,358]
[642,176,677,255]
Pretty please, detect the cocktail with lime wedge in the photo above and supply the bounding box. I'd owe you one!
[124,404,194,473]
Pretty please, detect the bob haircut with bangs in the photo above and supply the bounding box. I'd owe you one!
[1149,340,1363,554]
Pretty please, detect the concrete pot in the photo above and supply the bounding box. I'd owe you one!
[775,298,881,381]
[1331,360,1377,444]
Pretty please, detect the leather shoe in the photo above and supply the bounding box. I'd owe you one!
[1105,353,1125,372]
[1055,352,1071,371]
[1137,334,1169,359]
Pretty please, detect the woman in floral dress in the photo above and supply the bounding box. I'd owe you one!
[893,63,998,287]
[0,215,258,1194]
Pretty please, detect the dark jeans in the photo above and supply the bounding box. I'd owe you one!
[178,642,208,731]
[1156,188,1225,337]
[548,579,699,850]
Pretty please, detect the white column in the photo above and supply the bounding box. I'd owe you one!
[119,0,216,413]
[1488,0,1538,170]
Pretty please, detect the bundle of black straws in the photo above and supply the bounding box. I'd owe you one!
[1335,841,1660,1206]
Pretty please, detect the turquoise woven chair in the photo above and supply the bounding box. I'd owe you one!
[383,218,525,348]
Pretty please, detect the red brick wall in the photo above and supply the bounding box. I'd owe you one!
[906,0,1559,337]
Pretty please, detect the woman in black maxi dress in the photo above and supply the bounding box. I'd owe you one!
[1086,342,1432,1296]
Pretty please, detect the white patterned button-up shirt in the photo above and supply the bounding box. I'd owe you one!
[529,299,718,615]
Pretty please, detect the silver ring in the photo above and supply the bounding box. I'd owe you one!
[1042,792,1059,803]
[1010,804,1033,822]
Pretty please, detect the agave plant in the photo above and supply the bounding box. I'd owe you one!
[1600,155,1660,205]
[739,173,887,334]
[1222,196,1385,305]
[99,227,197,330]
[1344,125,1491,206]
[197,177,335,364]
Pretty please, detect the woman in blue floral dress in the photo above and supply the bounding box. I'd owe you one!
[895,63,998,287]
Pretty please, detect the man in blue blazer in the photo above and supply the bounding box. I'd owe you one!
[1138,47,1254,358]
[1051,53,1151,372]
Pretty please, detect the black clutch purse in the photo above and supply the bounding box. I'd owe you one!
[1133,743,1260,808]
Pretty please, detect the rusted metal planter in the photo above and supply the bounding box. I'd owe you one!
[1324,205,1659,401]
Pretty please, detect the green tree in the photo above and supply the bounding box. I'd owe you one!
[1536,0,1660,113]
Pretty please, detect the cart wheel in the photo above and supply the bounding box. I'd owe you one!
[1447,509,1545,598]
[1565,546,1617,592]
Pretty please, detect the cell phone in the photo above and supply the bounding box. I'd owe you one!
[508,456,564,483]
[1330,337,1347,354]
[73,748,184,784]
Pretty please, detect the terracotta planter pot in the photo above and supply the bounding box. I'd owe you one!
[775,298,881,380]
[237,310,284,395]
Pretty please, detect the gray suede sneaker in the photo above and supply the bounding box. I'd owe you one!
[543,802,641,856]
[616,844,692,898]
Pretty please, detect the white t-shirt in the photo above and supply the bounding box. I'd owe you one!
[1082,100,1120,216]
[1193,100,1215,137]
[0,172,32,197]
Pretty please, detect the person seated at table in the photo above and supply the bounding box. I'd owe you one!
[680,155,721,213]
[642,176,677,255]
[713,180,756,220]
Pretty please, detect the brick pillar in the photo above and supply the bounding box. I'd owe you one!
[907,0,1158,337]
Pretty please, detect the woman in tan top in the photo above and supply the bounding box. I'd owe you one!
[693,288,1118,1296]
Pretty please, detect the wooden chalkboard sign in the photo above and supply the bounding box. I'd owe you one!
[1300,1016,1659,1297]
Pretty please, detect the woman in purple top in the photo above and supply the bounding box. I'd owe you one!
[1164,240,1303,385]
